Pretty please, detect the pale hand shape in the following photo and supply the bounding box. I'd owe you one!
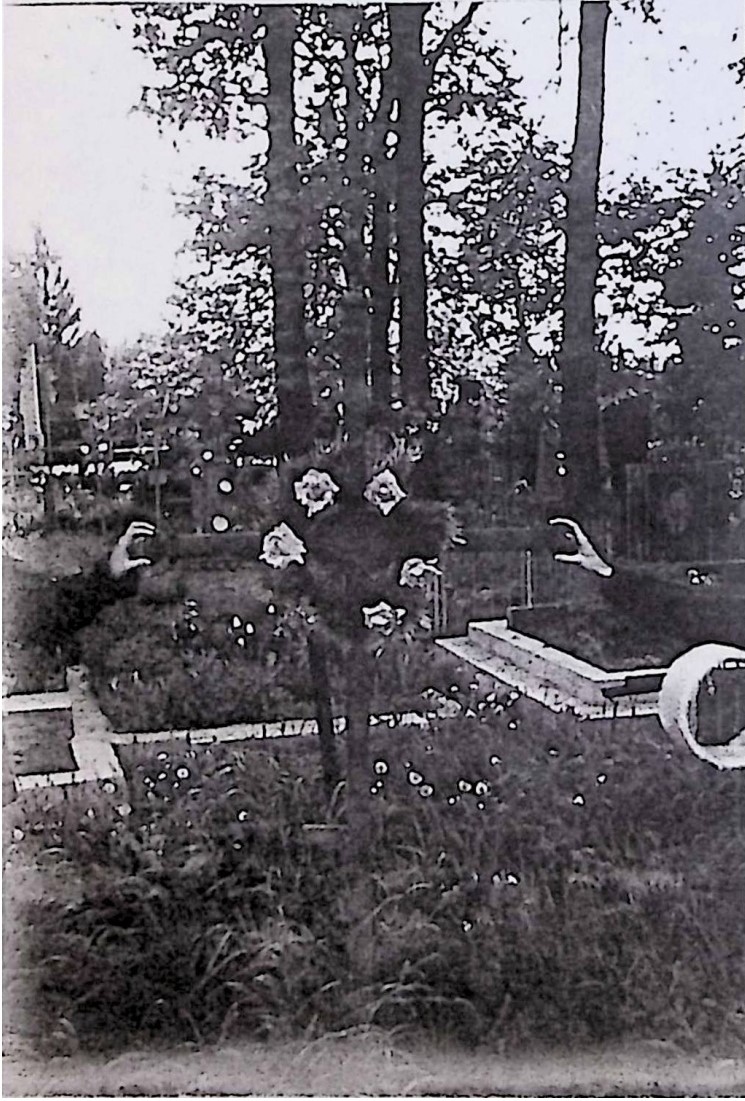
[400,557,442,588]
[293,468,340,517]
[364,470,406,516]
[109,521,155,579]
[362,601,407,635]
[548,517,613,577]
[259,522,307,569]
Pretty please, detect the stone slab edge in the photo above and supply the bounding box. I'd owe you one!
[437,630,662,720]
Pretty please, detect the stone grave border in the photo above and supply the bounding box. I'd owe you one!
[3,665,432,794]
[437,618,666,720]
[6,623,744,792]
[4,667,122,792]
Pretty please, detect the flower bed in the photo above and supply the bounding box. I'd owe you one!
[507,603,675,670]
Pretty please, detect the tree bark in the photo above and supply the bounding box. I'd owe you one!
[559,0,610,513]
[264,8,315,457]
[388,4,430,411]
[332,6,374,482]
[369,188,395,412]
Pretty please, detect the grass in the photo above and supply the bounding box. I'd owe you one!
[4,529,745,1060]
[5,694,745,1057]
[4,709,77,776]
[3,529,532,726]
[73,561,467,732]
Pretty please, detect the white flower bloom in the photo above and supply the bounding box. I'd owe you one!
[422,688,460,718]
[293,468,340,517]
[400,557,442,587]
[259,522,307,569]
[364,470,406,515]
[362,600,407,635]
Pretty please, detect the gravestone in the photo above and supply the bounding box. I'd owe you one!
[505,455,745,669]
[623,459,743,561]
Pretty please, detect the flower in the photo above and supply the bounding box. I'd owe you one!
[293,468,340,517]
[400,557,441,587]
[259,522,307,569]
[364,470,406,515]
[422,688,461,718]
[362,601,406,635]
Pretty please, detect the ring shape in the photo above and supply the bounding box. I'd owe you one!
[658,644,745,769]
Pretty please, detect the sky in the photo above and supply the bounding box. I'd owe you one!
[4,0,743,347]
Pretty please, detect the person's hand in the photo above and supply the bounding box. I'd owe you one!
[548,517,613,577]
[108,521,156,579]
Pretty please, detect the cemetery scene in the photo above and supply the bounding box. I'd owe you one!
[3,0,745,1094]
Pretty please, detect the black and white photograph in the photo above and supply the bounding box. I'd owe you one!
[3,0,745,1094]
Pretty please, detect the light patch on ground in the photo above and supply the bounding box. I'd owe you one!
[3,1035,745,1097]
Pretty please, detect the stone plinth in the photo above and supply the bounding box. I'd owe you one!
[437,618,666,720]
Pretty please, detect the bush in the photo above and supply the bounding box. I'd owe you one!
[7,698,745,1054]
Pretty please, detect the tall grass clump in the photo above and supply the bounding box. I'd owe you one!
[6,695,745,1055]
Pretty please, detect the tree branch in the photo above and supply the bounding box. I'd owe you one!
[425,2,479,69]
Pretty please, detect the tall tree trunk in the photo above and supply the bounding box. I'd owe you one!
[369,187,394,412]
[265,8,315,457]
[388,4,430,411]
[559,0,610,513]
[332,6,373,483]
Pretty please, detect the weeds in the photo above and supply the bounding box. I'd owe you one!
[6,697,745,1055]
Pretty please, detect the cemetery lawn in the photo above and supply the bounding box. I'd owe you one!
[76,567,455,732]
[4,529,455,725]
[5,699,745,1066]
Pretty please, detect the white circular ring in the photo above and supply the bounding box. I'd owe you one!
[658,644,745,769]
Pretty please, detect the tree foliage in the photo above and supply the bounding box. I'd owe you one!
[656,165,745,448]
[127,2,743,508]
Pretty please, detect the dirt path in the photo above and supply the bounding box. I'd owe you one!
[4,1035,745,1097]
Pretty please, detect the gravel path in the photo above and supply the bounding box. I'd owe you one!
[4,1035,745,1097]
